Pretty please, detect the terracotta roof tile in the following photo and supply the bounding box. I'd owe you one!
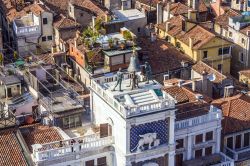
[157,15,217,49]
[71,0,109,16]
[42,0,69,15]
[192,61,227,83]
[215,9,240,30]
[20,124,63,151]
[138,37,194,75]
[212,94,250,134]
[176,101,210,120]
[239,69,250,78]
[169,2,190,16]
[179,25,215,49]
[54,14,81,30]
[167,0,207,16]
[0,129,28,166]
[0,2,50,22]
[163,85,211,120]
[163,85,212,104]
[136,0,162,8]
[240,24,250,36]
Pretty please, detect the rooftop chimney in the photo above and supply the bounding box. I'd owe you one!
[192,80,196,91]
[157,3,163,24]
[165,3,171,21]
[201,71,208,95]
[188,0,192,7]
[165,22,170,32]
[181,19,186,31]
[92,16,96,29]
[247,30,250,36]
[224,85,234,98]
[74,39,77,47]
[189,37,193,48]
[192,0,199,11]
[188,10,197,21]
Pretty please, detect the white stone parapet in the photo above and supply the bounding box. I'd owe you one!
[90,79,175,118]
[32,133,114,162]
[212,152,235,166]
[175,106,222,130]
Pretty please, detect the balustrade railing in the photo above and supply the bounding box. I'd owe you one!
[33,134,114,162]
[175,107,222,130]
[90,80,175,118]
[225,146,250,161]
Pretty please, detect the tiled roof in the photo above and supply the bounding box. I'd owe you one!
[71,0,109,16]
[137,37,194,75]
[42,0,69,15]
[157,15,217,49]
[240,24,250,36]
[0,129,28,166]
[0,1,50,22]
[168,0,207,16]
[212,94,250,135]
[163,86,190,103]
[163,85,212,104]
[136,0,162,8]
[192,61,227,83]
[179,25,215,49]
[169,2,191,16]
[163,85,211,120]
[239,69,250,78]
[176,101,210,120]
[20,124,63,151]
[53,14,81,30]
[215,9,240,30]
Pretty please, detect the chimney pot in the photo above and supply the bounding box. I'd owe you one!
[189,37,193,48]
[165,22,170,32]
[247,30,250,36]
[188,9,197,21]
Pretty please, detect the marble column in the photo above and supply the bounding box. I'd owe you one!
[168,151,175,166]
[187,135,192,160]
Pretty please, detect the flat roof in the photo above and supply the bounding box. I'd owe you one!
[0,75,21,85]
[102,78,163,107]
[114,9,146,21]
[103,46,141,57]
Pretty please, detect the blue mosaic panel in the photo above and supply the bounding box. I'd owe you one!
[130,119,168,153]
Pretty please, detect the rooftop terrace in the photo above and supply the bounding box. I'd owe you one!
[90,76,176,118]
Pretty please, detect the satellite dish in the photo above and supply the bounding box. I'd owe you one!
[208,73,216,82]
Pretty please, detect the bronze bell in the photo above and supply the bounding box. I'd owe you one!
[127,51,140,73]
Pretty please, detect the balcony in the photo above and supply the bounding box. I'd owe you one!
[225,146,250,162]
[211,152,234,166]
[32,133,114,163]
[175,106,222,130]
[184,153,234,166]
[13,14,41,37]
[229,15,250,31]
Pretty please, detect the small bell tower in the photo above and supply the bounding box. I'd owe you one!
[127,47,140,90]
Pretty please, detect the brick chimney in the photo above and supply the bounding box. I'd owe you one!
[165,22,170,32]
[157,2,163,24]
[192,0,199,10]
[189,37,193,48]
[188,10,197,22]
[165,2,171,21]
